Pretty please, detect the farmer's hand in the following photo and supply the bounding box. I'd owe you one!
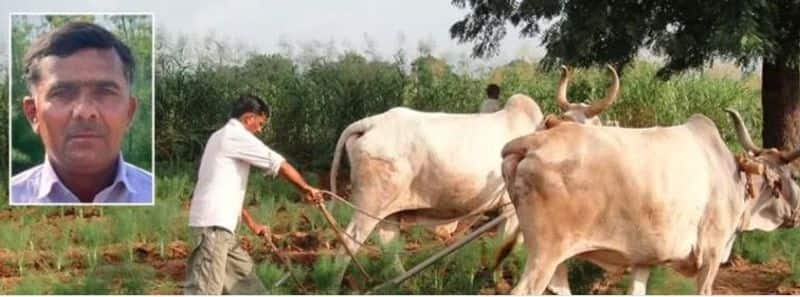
[250,223,270,237]
[303,186,324,204]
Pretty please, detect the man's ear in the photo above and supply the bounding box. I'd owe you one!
[127,96,138,129]
[22,96,40,134]
[240,112,255,124]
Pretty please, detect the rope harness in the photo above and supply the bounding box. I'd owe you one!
[317,188,513,254]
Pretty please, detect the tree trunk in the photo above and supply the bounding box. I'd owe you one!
[761,59,800,170]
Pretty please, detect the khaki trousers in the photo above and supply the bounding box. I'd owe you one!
[184,226,267,295]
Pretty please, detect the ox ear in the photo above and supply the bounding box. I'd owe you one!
[781,148,800,164]
[543,114,566,129]
[745,205,784,232]
[736,154,764,175]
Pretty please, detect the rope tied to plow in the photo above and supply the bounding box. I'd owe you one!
[316,188,513,255]
[319,188,512,228]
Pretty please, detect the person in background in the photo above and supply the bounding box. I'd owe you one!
[479,83,501,113]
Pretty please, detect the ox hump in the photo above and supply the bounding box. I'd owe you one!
[504,94,543,121]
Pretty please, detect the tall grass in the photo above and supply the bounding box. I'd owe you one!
[52,230,72,271]
[310,256,339,294]
[256,262,290,294]
[78,219,109,269]
[12,274,52,295]
[646,266,697,294]
[0,222,31,252]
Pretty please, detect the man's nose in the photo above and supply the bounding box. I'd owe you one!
[73,91,99,120]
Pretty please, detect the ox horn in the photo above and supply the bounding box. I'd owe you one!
[781,148,800,164]
[586,64,620,118]
[556,65,572,111]
[724,108,762,153]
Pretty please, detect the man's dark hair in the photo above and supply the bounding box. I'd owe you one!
[23,21,136,88]
[486,83,500,99]
[231,94,270,119]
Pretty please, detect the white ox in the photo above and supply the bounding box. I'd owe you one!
[499,109,800,295]
[328,66,621,283]
[329,95,541,277]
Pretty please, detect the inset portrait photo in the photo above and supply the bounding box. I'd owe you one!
[9,14,153,205]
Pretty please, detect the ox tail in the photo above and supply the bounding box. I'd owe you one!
[330,118,375,194]
[492,226,520,272]
[494,137,526,272]
[501,135,534,160]
[501,137,528,188]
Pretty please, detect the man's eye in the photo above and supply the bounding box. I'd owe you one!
[49,88,75,100]
[98,87,119,96]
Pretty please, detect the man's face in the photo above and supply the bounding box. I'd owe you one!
[22,48,136,174]
[242,113,268,134]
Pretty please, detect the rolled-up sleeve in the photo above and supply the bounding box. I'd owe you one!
[224,131,286,177]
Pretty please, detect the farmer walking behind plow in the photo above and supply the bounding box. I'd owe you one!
[185,94,324,294]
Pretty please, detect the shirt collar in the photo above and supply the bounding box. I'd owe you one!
[229,118,247,131]
[37,154,133,201]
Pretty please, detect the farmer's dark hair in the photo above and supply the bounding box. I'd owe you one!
[486,83,500,99]
[231,94,270,119]
[24,21,136,88]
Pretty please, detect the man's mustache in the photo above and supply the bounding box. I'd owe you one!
[66,123,108,138]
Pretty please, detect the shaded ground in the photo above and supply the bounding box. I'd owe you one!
[715,256,800,294]
[584,255,800,295]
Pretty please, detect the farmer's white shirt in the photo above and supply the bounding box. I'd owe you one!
[10,154,152,205]
[189,119,286,233]
[479,98,501,113]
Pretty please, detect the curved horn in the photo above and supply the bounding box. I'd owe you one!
[781,148,800,163]
[724,108,761,153]
[586,64,620,118]
[556,65,571,111]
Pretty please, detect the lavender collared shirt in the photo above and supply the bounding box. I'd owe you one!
[10,155,153,205]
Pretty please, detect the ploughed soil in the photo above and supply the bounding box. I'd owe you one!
[2,230,799,294]
[585,255,800,295]
[714,257,800,294]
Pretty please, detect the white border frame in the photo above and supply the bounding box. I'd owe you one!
[7,12,156,207]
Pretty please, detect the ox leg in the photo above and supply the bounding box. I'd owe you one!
[511,253,563,295]
[627,266,650,295]
[497,205,522,243]
[696,257,720,295]
[511,259,534,295]
[494,247,571,295]
[720,235,736,264]
[334,211,384,283]
[433,221,459,242]
[376,217,401,244]
[546,263,572,295]
[376,216,406,274]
